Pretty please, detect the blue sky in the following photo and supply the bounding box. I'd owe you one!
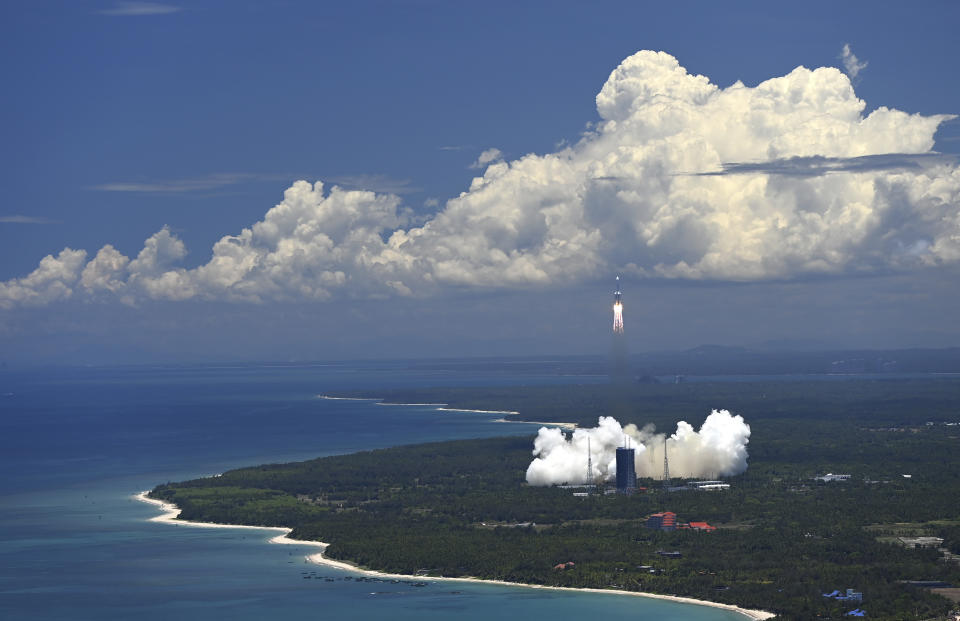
[2,1,959,364]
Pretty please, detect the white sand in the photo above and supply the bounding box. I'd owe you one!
[302,551,774,620]
[493,417,577,430]
[136,492,287,532]
[135,491,774,620]
[317,396,577,428]
[436,406,521,415]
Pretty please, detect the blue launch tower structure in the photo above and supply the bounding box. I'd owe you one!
[615,444,637,494]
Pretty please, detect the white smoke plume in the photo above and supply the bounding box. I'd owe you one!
[525,410,751,486]
[3,50,959,310]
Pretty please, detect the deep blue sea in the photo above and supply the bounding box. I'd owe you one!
[0,362,747,620]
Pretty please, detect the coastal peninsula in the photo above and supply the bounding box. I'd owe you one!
[144,380,960,620]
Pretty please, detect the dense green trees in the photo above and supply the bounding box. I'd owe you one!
[151,379,960,620]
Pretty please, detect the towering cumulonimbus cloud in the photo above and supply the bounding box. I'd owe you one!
[2,50,959,309]
[525,410,751,486]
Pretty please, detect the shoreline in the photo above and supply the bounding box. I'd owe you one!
[317,395,577,429]
[493,417,578,430]
[134,491,773,620]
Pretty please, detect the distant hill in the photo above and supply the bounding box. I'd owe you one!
[395,347,960,377]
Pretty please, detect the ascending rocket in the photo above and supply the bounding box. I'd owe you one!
[612,276,624,334]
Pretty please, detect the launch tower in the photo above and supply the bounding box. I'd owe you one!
[663,436,670,487]
[587,437,593,485]
[615,437,637,494]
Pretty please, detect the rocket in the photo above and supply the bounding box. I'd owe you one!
[612,275,624,334]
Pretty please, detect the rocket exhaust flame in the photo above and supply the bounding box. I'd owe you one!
[612,276,623,334]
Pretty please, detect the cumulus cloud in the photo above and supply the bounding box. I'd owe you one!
[525,410,751,486]
[3,50,959,309]
[0,249,87,309]
[81,245,130,294]
[840,43,868,79]
[470,148,504,169]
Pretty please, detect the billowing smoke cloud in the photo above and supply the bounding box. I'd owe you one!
[525,410,751,486]
[3,50,959,309]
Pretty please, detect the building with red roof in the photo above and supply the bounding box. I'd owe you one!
[687,521,716,531]
[645,511,677,531]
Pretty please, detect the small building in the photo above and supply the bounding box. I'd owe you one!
[823,588,863,602]
[687,480,731,491]
[686,521,717,532]
[656,550,682,559]
[646,512,677,531]
[815,473,851,482]
[897,536,944,548]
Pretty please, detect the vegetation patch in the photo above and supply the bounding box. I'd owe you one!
[152,379,960,620]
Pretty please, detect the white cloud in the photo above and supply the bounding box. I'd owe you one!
[470,148,504,169]
[840,43,868,79]
[3,50,959,309]
[0,249,87,309]
[0,215,59,224]
[325,174,420,194]
[99,2,181,16]
[91,173,289,193]
[81,245,130,294]
[91,172,417,195]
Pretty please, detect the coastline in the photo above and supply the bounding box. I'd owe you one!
[134,491,773,620]
[493,417,577,430]
[317,395,578,430]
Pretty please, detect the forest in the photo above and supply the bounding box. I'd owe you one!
[149,378,960,620]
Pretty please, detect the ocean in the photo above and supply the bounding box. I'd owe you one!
[0,362,746,620]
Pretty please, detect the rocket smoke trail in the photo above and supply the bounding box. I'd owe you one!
[525,411,752,486]
[612,276,624,334]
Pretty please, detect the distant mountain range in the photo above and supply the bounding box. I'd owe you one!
[396,347,960,377]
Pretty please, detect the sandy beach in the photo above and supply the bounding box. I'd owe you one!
[303,552,775,620]
[436,406,520,415]
[135,491,774,620]
[493,417,578,430]
[316,396,579,430]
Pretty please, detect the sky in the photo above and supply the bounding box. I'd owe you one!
[1,1,959,364]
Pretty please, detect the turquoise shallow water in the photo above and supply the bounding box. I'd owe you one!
[0,363,746,620]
